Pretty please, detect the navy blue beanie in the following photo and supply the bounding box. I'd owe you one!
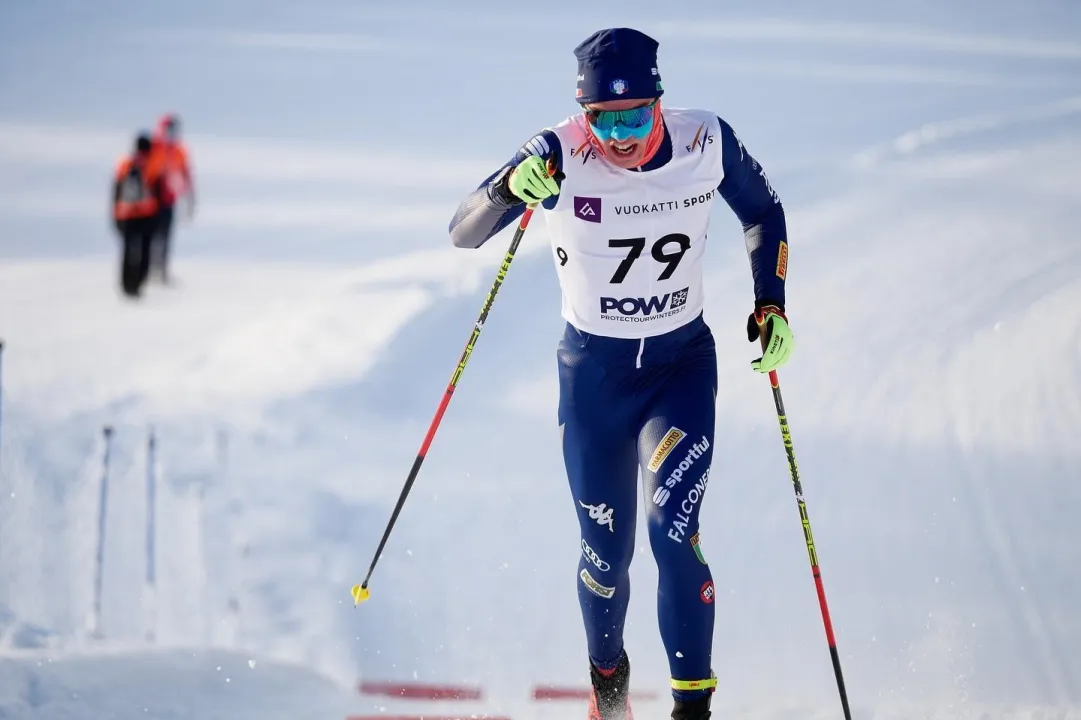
[574,28,663,105]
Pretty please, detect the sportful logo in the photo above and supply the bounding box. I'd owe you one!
[652,436,710,507]
[579,500,614,532]
[573,196,602,223]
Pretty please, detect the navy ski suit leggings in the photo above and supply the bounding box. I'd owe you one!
[558,313,717,695]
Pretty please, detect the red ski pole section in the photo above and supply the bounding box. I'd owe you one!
[357,681,484,701]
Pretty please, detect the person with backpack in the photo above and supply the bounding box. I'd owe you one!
[112,133,165,298]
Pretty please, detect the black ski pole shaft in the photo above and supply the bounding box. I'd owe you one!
[757,311,852,717]
[762,363,852,719]
[352,199,545,606]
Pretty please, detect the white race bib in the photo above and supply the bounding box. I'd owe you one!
[540,108,725,339]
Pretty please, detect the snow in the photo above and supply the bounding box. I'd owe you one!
[2,0,1081,718]
[0,648,358,720]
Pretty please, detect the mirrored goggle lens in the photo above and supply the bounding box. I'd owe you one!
[586,102,655,133]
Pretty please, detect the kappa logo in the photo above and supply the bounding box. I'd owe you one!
[580,568,616,599]
[686,123,715,153]
[573,196,602,223]
[579,500,614,532]
[647,427,686,473]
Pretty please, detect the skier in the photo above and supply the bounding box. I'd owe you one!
[146,112,195,283]
[448,27,792,720]
[112,133,165,298]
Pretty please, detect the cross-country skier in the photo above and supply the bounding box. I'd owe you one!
[448,27,793,720]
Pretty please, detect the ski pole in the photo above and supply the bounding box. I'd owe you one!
[352,188,551,607]
[758,322,852,720]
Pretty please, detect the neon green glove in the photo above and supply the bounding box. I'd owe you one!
[507,155,560,204]
[747,305,794,373]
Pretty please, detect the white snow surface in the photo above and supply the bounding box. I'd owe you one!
[2,1,1081,718]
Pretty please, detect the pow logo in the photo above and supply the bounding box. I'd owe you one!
[686,123,714,153]
[671,288,689,308]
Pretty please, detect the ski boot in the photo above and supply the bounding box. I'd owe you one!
[587,650,633,720]
[671,693,711,720]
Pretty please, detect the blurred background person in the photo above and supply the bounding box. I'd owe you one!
[147,112,196,284]
[111,132,164,298]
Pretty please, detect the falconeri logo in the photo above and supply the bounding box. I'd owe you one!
[573,196,602,223]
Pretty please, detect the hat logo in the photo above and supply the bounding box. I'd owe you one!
[609,79,628,95]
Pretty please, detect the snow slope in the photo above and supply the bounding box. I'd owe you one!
[2,1,1081,718]
[0,648,359,720]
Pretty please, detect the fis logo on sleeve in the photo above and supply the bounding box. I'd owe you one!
[647,427,686,472]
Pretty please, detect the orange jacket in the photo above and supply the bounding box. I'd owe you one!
[112,154,162,221]
[147,117,193,207]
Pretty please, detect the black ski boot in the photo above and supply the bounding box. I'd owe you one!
[587,650,632,720]
[671,693,712,720]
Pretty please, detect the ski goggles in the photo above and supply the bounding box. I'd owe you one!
[585,100,658,140]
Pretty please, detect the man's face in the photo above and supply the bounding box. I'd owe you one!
[583,98,659,169]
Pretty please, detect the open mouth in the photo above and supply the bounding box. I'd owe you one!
[611,140,637,157]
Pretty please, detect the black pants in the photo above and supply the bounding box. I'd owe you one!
[119,217,157,297]
[151,205,175,279]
